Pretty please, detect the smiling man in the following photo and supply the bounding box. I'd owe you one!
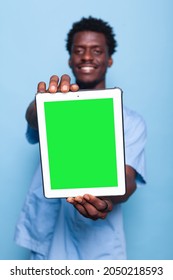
[68,31,113,89]
[15,16,147,260]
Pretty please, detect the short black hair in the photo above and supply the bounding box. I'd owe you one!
[66,16,117,56]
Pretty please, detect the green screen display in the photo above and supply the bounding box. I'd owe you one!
[44,98,118,190]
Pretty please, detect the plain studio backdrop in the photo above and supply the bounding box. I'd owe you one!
[0,0,173,260]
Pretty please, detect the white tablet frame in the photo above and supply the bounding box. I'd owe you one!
[36,88,126,198]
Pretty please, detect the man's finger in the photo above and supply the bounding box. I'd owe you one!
[48,75,59,93]
[73,204,90,219]
[83,194,107,211]
[58,74,71,93]
[70,83,79,92]
[74,196,100,218]
[67,197,91,219]
[37,82,46,93]
[83,194,113,212]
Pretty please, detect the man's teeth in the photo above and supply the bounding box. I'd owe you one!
[80,66,95,70]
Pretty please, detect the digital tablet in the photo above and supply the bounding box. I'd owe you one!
[36,88,126,198]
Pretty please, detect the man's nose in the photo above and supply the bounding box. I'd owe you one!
[82,49,93,60]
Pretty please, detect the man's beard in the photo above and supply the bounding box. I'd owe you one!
[76,79,104,90]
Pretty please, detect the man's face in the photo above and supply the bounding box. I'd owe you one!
[69,31,113,89]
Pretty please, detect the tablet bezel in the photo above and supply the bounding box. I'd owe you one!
[36,88,126,198]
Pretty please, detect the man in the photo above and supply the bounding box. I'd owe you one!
[15,16,146,259]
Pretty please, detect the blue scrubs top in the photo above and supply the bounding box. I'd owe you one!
[14,106,147,260]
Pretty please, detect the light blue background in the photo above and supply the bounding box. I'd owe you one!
[0,0,173,260]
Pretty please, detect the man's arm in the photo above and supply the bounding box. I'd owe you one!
[25,100,38,129]
[110,165,136,204]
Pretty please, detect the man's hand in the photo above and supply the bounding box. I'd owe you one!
[66,165,137,220]
[67,194,113,220]
[37,74,79,93]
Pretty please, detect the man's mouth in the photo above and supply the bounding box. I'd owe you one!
[78,65,97,73]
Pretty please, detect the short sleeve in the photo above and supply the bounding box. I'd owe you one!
[26,125,39,144]
[123,107,147,185]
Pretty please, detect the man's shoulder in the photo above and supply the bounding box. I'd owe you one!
[123,106,146,134]
[123,105,143,119]
[123,106,145,124]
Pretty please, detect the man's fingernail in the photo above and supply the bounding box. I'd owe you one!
[62,85,68,92]
[50,85,57,92]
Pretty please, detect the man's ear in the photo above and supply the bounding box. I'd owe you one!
[108,57,113,67]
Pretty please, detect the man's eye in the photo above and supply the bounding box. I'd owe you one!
[93,49,102,55]
[74,49,84,54]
